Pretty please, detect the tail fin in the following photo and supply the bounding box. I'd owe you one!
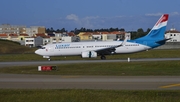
[137,14,169,40]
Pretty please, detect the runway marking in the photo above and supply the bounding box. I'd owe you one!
[160,83,180,88]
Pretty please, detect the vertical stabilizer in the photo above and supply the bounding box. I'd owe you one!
[137,14,169,40]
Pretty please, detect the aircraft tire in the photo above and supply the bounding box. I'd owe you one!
[101,55,106,60]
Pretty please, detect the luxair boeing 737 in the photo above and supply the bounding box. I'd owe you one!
[35,14,169,60]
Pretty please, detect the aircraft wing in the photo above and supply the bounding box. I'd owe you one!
[95,36,128,55]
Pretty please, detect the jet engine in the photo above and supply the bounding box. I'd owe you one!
[81,51,97,58]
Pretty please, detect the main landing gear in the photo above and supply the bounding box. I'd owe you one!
[100,55,106,60]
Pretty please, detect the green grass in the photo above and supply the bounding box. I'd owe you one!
[1,49,180,61]
[1,61,180,76]
[0,54,43,61]
[0,89,180,102]
[0,39,35,54]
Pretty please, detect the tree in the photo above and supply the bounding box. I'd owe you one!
[137,28,144,33]
[130,31,137,40]
[61,28,66,33]
[50,27,54,32]
[46,28,51,33]
[56,29,61,33]
[146,28,151,33]
[46,27,55,33]
[80,27,86,32]
[119,28,125,32]
[130,28,149,40]
[74,28,80,35]
[136,28,147,38]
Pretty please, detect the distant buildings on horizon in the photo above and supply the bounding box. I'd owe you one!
[0,24,180,47]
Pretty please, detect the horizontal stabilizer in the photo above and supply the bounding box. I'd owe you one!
[156,38,171,44]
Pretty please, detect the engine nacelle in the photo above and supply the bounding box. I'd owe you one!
[81,51,97,58]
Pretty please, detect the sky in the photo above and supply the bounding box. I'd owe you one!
[0,0,180,31]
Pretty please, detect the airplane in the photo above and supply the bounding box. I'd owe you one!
[35,14,169,60]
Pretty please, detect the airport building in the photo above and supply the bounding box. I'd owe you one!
[165,28,180,42]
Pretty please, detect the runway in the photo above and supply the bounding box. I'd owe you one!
[0,58,180,90]
[1,58,180,67]
[0,74,180,90]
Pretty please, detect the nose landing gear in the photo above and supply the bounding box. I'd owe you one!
[43,56,51,61]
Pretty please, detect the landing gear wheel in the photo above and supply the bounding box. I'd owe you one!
[101,55,106,60]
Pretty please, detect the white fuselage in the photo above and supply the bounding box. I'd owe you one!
[35,41,151,57]
[35,14,168,59]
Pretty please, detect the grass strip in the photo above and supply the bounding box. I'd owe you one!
[1,49,180,61]
[0,89,180,102]
[1,61,180,76]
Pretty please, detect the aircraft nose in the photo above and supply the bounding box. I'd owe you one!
[35,49,41,55]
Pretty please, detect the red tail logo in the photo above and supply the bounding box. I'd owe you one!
[155,14,168,26]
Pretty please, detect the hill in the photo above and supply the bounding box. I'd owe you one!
[0,39,36,54]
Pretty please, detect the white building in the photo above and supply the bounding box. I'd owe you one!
[61,36,73,42]
[26,26,46,37]
[0,24,26,34]
[25,38,35,47]
[49,36,78,43]
[165,28,180,42]
[25,36,43,47]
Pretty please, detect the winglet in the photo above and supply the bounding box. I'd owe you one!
[117,36,128,47]
[121,36,128,46]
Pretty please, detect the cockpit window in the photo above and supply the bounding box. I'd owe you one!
[37,46,46,49]
[41,47,46,49]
